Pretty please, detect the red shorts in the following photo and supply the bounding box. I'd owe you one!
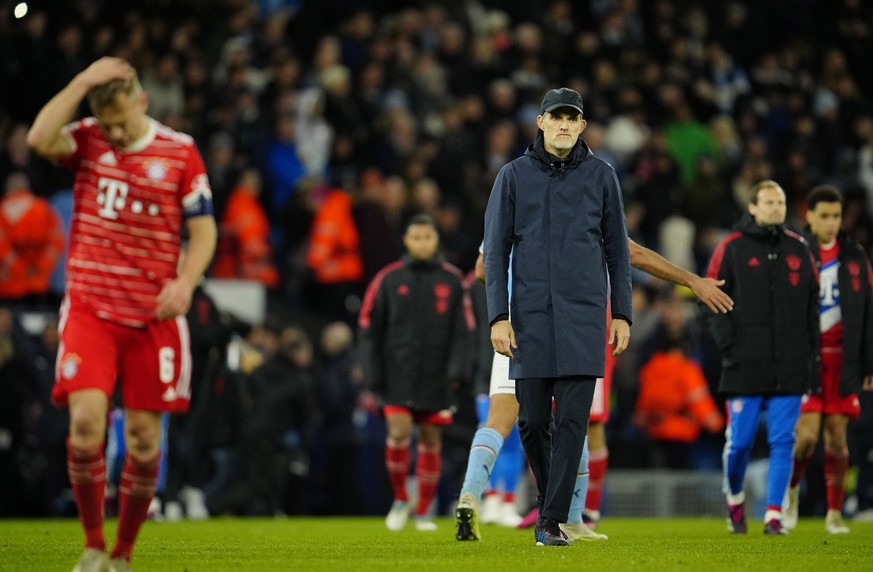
[383,405,453,425]
[801,350,861,418]
[589,345,614,423]
[52,300,192,413]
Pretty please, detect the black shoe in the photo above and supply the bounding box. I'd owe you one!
[534,517,570,546]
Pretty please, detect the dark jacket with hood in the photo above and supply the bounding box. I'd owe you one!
[358,254,473,411]
[705,214,820,395]
[803,229,873,395]
[483,132,632,379]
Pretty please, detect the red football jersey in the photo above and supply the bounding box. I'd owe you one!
[60,117,211,327]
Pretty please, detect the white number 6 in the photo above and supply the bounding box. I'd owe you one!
[159,347,176,383]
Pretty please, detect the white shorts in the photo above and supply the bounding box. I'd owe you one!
[489,352,516,395]
[487,351,607,411]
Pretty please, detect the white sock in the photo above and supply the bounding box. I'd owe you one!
[764,509,782,523]
[727,491,745,505]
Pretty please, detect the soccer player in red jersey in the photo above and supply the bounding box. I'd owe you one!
[27,57,217,572]
[784,185,873,534]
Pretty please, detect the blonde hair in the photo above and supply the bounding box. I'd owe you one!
[749,179,783,204]
[87,72,143,111]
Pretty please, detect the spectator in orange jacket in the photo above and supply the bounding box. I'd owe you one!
[0,172,64,301]
[305,183,363,323]
[212,168,280,287]
[634,292,724,469]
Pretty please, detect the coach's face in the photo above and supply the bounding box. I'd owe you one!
[537,109,586,158]
[94,90,150,149]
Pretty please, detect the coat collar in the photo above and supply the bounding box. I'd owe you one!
[735,213,785,243]
[525,130,590,168]
[402,253,445,268]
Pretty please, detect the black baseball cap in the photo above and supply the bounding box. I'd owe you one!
[540,87,584,116]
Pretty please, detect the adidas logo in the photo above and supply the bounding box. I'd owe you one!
[98,151,117,166]
[748,257,761,267]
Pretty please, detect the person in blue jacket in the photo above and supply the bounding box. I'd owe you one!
[483,87,632,546]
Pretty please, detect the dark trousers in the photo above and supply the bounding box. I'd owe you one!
[516,376,596,522]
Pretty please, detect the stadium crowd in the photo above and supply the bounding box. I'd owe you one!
[2,0,873,521]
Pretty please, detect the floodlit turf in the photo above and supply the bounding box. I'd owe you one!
[1,517,871,571]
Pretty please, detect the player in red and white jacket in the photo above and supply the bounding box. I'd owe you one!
[784,185,873,534]
[27,57,216,572]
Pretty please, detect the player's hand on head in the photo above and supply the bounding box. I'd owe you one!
[155,278,193,320]
[81,57,134,88]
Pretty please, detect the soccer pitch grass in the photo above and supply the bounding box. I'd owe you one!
[1,517,871,571]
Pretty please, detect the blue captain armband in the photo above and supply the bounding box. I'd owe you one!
[182,174,215,219]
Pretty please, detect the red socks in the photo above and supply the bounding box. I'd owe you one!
[585,448,608,513]
[110,453,159,561]
[825,447,849,512]
[67,439,107,551]
[415,443,441,517]
[790,449,813,488]
[386,439,411,502]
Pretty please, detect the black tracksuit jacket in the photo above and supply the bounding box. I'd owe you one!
[705,214,820,396]
[358,254,472,411]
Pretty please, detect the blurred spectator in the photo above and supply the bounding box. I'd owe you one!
[352,169,403,284]
[264,112,306,217]
[631,133,684,248]
[313,321,365,515]
[212,168,280,288]
[0,124,49,198]
[240,325,317,515]
[294,87,333,179]
[304,183,364,324]
[140,53,185,122]
[0,306,40,516]
[0,172,64,302]
[204,132,239,221]
[634,292,724,469]
[162,280,234,521]
[664,102,719,187]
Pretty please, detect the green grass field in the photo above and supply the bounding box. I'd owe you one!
[1,517,871,571]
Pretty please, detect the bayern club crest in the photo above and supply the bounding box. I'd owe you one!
[848,261,860,277]
[145,160,168,181]
[61,353,82,379]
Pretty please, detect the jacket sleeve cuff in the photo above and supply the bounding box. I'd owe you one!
[612,313,632,326]
[489,313,509,326]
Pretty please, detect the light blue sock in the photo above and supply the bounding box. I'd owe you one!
[461,427,504,498]
[567,437,590,524]
[491,425,523,494]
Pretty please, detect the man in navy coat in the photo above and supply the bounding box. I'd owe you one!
[483,87,632,546]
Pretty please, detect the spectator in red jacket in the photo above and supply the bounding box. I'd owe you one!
[0,172,64,301]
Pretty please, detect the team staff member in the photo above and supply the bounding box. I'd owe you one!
[484,87,632,546]
[784,185,873,534]
[27,57,217,572]
[705,180,818,535]
[456,239,733,542]
[359,214,473,532]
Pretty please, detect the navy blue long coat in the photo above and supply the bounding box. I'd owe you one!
[483,133,632,379]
